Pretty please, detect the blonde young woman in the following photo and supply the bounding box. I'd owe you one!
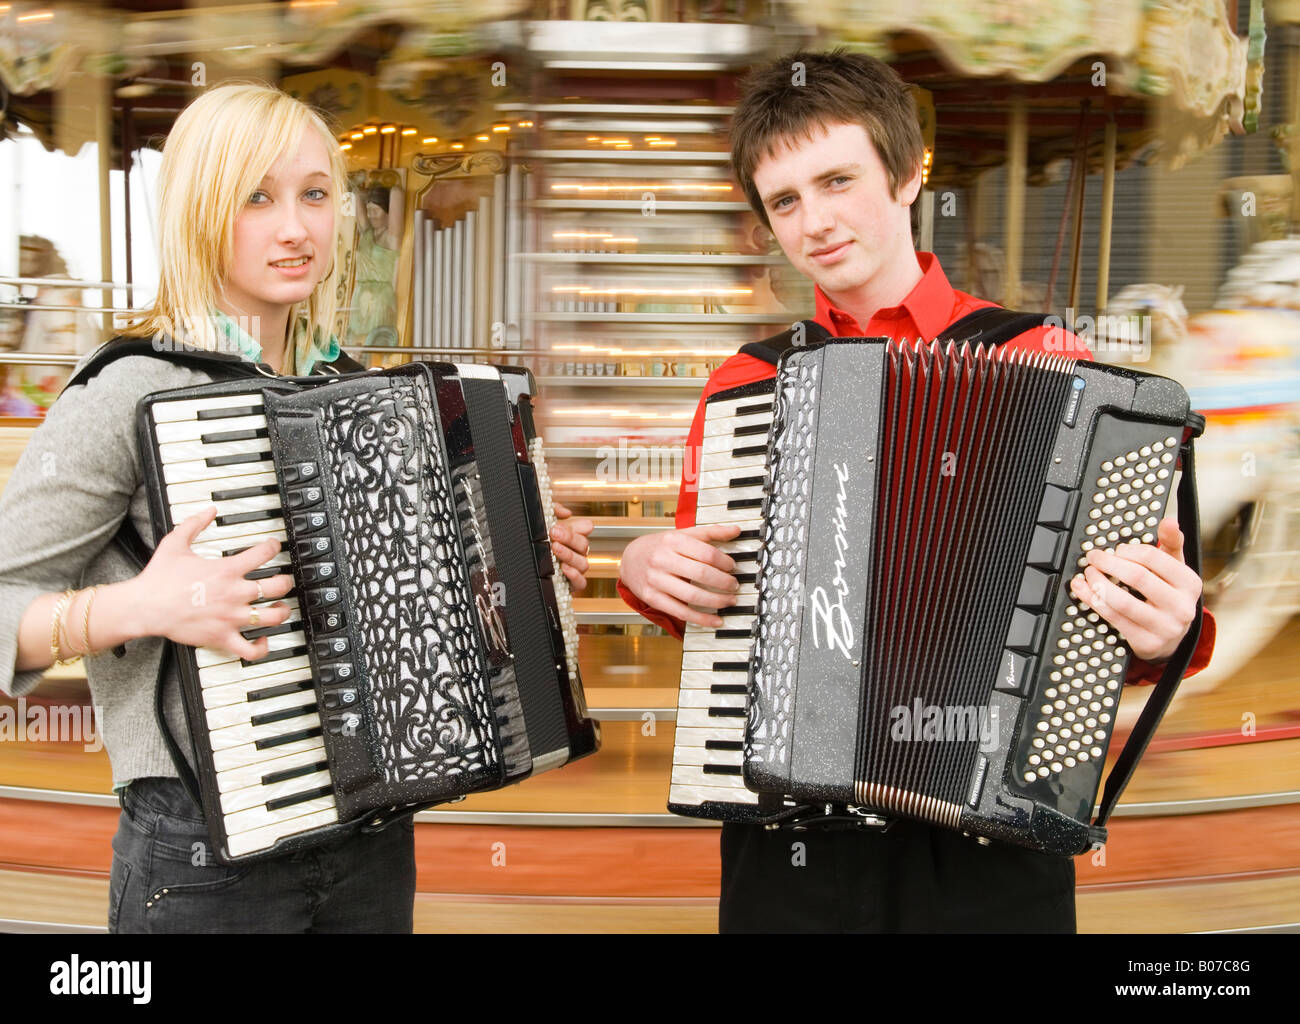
[0,83,593,933]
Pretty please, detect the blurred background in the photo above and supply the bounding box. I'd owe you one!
[0,0,1296,933]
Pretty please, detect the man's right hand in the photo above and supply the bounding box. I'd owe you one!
[618,523,743,628]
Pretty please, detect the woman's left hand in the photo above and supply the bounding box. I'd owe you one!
[550,502,594,592]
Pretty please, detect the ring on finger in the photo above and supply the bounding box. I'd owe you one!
[255,580,265,603]
[249,606,260,628]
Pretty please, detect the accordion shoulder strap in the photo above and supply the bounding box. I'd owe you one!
[934,306,1050,348]
[738,320,831,365]
[738,307,1048,367]
[1093,422,1206,834]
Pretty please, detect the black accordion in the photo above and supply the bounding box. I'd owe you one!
[139,361,598,863]
[670,337,1203,855]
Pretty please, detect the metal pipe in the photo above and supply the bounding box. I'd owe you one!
[1096,118,1118,313]
[1003,94,1027,309]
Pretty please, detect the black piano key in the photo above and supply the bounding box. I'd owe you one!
[715,628,751,639]
[737,529,761,541]
[261,759,328,786]
[702,764,743,775]
[211,483,279,502]
[710,684,748,695]
[733,422,768,438]
[731,551,758,564]
[730,475,765,488]
[243,565,284,582]
[712,661,748,672]
[197,405,261,421]
[247,679,314,702]
[719,605,755,617]
[200,427,269,445]
[265,784,335,812]
[206,450,270,468]
[254,725,322,750]
[726,497,764,510]
[707,706,746,718]
[241,621,298,641]
[240,644,307,667]
[705,739,744,751]
[734,573,756,584]
[250,702,319,728]
[224,540,288,557]
[735,403,771,416]
[731,444,766,458]
[216,508,281,527]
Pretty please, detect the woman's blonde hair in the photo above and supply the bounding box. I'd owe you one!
[120,81,348,373]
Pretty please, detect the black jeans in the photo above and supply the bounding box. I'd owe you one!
[719,819,1076,933]
[109,777,416,934]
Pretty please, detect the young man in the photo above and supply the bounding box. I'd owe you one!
[617,49,1215,932]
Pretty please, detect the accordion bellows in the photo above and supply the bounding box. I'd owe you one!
[671,339,1197,856]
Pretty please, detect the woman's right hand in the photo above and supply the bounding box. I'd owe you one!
[129,506,295,660]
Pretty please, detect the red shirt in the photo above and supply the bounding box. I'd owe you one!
[616,252,1215,682]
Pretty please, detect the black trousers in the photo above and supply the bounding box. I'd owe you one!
[719,819,1076,933]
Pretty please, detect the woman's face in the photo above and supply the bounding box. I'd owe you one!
[221,128,335,330]
[365,201,386,233]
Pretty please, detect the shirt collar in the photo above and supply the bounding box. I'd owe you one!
[210,309,340,376]
[812,252,957,341]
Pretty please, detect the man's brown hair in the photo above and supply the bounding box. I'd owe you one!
[730,48,925,228]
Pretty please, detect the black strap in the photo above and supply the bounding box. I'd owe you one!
[1092,429,1205,835]
[738,307,1048,367]
[935,306,1050,348]
[738,320,831,365]
[153,640,205,807]
[64,337,267,392]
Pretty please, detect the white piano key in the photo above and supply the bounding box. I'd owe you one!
[703,394,774,421]
[193,514,288,546]
[699,450,766,476]
[681,651,751,672]
[702,431,769,457]
[697,467,766,492]
[219,768,333,815]
[681,635,756,656]
[170,491,284,523]
[672,764,749,789]
[199,654,311,689]
[671,744,745,767]
[204,687,318,732]
[672,725,749,748]
[215,744,330,793]
[153,413,267,444]
[225,806,341,858]
[690,503,762,524]
[166,470,279,505]
[157,436,270,466]
[150,393,264,423]
[212,732,326,774]
[191,528,289,560]
[162,456,277,486]
[715,536,762,555]
[677,689,747,709]
[223,791,337,838]
[207,709,322,753]
[195,630,306,669]
[676,706,748,730]
[201,665,312,711]
[678,669,747,691]
[702,411,773,438]
[669,783,758,807]
[696,484,767,509]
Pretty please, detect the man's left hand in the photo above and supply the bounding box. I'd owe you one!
[550,501,594,592]
[1068,517,1201,663]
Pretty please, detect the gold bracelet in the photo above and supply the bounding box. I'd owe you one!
[50,589,79,667]
[80,584,103,657]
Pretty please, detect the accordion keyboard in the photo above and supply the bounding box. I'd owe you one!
[150,391,341,858]
[668,385,774,818]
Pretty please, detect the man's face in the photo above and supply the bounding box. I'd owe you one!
[751,121,921,305]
